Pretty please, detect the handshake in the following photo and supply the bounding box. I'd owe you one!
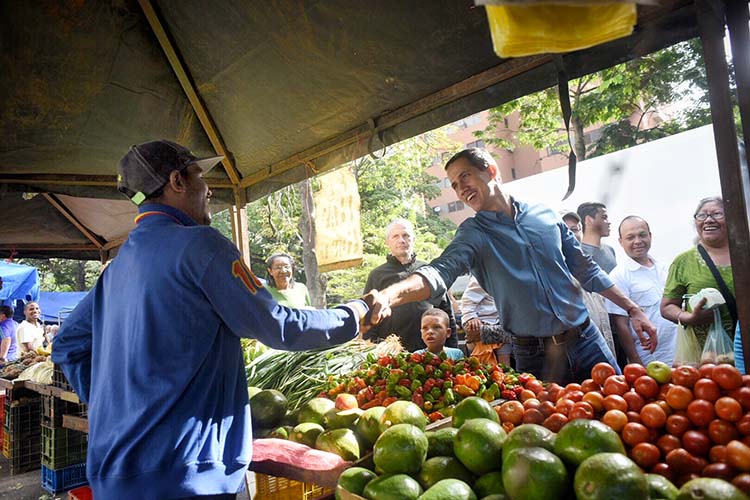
[345,290,390,333]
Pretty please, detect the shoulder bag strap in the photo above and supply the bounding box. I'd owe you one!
[696,244,737,326]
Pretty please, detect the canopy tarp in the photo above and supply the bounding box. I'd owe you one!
[38,291,88,323]
[0,0,703,259]
[0,261,40,306]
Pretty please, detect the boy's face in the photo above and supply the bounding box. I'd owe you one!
[421,315,450,353]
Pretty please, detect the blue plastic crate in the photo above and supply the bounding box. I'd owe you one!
[41,462,87,494]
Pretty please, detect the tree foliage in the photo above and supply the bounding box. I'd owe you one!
[17,258,100,292]
[476,39,712,160]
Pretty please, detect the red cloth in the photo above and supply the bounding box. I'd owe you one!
[251,438,350,471]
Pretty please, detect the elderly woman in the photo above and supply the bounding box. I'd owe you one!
[265,253,313,309]
[661,197,735,348]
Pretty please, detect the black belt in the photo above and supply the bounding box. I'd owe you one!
[511,317,590,347]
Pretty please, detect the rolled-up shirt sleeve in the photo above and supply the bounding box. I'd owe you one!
[559,221,614,293]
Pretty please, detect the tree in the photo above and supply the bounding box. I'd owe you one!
[476,39,712,160]
[17,258,100,292]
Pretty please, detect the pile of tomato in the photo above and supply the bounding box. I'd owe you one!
[493,361,750,489]
[322,351,536,421]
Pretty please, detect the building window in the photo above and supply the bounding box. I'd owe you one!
[442,177,451,188]
[511,168,517,180]
[448,201,465,213]
[466,139,485,149]
[464,114,481,127]
[504,117,509,128]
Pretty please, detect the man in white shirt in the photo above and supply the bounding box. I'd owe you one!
[460,275,511,365]
[16,301,45,353]
[606,216,677,365]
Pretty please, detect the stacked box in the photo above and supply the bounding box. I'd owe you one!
[255,473,333,500]
[41,463,88,494]
[3,388,42,474]
[41,394,87,428]
[52,364,75,392]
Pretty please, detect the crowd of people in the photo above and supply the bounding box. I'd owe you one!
[0,301,53,363]
[38,140,741,499]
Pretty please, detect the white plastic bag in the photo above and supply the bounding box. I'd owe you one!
[701,308,735,365]
[689,287,726,311]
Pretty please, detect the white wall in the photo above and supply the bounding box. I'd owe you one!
[502,125,722,266]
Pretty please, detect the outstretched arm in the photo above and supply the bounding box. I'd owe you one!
[365,274,431,326]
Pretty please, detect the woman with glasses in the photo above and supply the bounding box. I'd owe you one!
[265,253,313,309]
[660,197,735,348]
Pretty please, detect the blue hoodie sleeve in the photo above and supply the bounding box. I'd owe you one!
[50,288,94,403]
[197,239,362,351]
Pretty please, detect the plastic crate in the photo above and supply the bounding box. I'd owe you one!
[2,430,41,474]
[4,395,41,436]
[42,394,87,428]
[68,485,93,500]
[254,473,333,500]
[41,423,88,469]
[41,463,88,494]
[0,393,5,444]
[53,364,75,392]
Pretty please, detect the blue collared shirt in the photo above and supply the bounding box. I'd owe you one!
[417,199,614,337]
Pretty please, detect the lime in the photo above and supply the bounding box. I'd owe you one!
[452,396,499,428]
[419,479,477,500]
[676,477,748,500]
[298,397,336,425]
[379,401,427,432]
[356,406,386,447]
[553,418,625,467]
[454,418,506,475]
[315,428,360,461]
[503,447,569,500]
[290,422,324,447]
[362,473,423,500]
[336,466,376,499]
[574,452,648,500]
[646,473,678,500]
[474,471,506,498]
[416,456,474,490]
[502,423,556,462]
[373,423,428,475]
[427,427,458,458]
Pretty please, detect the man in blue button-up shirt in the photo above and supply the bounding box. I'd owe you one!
[365,148,657,384]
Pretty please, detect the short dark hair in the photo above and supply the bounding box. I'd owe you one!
[421,307,450,324]
[0,305,13,319]
[445,148,497,172]
[577,202,606,232]
[618,215,651,237]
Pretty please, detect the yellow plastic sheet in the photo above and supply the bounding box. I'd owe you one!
[486,3,637,58]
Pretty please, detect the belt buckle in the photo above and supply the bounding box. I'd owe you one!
[550,332,567,346]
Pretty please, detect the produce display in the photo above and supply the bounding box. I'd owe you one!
[320,351,536,421]
[0,348,50,380]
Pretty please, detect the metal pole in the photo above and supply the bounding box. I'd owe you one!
[697,0,750,370]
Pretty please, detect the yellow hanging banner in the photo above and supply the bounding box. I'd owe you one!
[313,166,363,273]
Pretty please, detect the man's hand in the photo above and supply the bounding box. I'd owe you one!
[362,289,392,327]
[630,309,658,353]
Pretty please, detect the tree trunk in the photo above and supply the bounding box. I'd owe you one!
[75,261,86,291]
[571,115,587,161]
[298,178,327,308]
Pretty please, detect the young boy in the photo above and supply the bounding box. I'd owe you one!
[416,308,465,360]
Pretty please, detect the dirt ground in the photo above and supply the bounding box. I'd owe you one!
[0,457,254,500]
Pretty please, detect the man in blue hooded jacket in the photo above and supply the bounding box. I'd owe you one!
[51,140,367,500]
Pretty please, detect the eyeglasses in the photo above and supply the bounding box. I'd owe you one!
[694,212,725,221]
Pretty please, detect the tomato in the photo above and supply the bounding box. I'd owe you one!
[554,398,574,416]
[565,390,584,403]
[569,401,595,421]
[737,414,750,436]
[523,398,542,411]
[581,378,600,393]
[743,374,750,387]
[672,365,700,388]
[628,412,644,425]
[715,396,743,422]
[666,385,694,410]
[525,379,544,394]
[498,400,525,425]
[565,382,583,394]
[633,375,659,400]
[687,399,715,427]
[702,462,736,481]
[658,382,674,401]
[603,375,630,396]
[666,414,693,437]
[650,462,674,481]
[727,440,750,472]
[682,430,711,457]
[641,403,667,429]
[624,391,646,412]
[732,473,750,493]
[657,434,682,456]
[709,418,739,445]
[546,383,563,402]
[666,448,702,475]
[519,389,537,402]
[538,400,556,418]
[522,408,545,424]
[710,444,727,463]
[624,363,648,385]
[631,442,661,469]
[713,364,743,391]
[536,390,551,402]
[603,394,629,413]
[542,412,568,433]
[582,391,605,413]
[699,363,716,379]
[693,378,721,403]
[602,409,628,432]
[730,387,750,411]
[622,422,651,447]
[591,362,617,386]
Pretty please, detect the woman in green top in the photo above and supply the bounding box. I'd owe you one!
[266,253,313,309]
[660,197,734,347]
